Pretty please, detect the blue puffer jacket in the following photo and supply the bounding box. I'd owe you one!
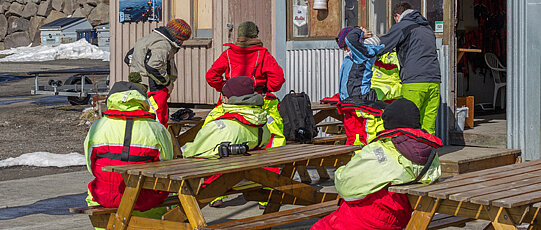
[338,28,385,101]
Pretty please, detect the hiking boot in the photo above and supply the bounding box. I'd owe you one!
[209,199,224,208]
[258,203,267,210]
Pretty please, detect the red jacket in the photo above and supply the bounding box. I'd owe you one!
[206,43,285,93]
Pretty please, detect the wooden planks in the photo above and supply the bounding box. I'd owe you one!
[393,159,541,209]
[204,200,338,230]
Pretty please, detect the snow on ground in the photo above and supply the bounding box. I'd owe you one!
[0,152,86,167]
[0,39,110,62]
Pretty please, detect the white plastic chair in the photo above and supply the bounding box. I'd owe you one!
[484,53,506,109]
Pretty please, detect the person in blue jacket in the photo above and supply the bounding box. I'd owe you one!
[336,27,384,102]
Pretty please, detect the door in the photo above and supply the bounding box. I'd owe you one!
[228,0,273,52]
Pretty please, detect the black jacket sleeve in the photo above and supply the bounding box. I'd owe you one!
[379,24,406,54]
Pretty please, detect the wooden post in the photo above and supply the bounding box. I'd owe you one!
[178,178,207,229]
[405,196,441,230]
[263,164,296,214]
[108,175,144,230]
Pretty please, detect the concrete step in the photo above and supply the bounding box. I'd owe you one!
[438,145,521,178]
[449,131,506,148]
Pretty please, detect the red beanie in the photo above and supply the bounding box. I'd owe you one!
[222,76,255,98]
[166,19,192,41]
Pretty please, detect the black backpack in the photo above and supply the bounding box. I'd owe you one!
[279,91,318,143]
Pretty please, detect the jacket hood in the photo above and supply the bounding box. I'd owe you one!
[372,128,442,165]
[220,100,267,127]
[154,27,181,48]
[106,89,150,112]
[400,10,429,26]
[227,93,265,106]
[224,43,268,54]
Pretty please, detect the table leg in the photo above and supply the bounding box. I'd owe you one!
[108,175,144,230]
[162,206,188,222]
[315,166,331,180]
[405,196,440,230]
[263,164,296,214]
[528,207,541,230]
[168,125,183,158]
[178,178,207,229]
[177,122,204,148]
[485,206,518,230]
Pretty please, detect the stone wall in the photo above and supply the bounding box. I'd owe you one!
[0,0,109,49]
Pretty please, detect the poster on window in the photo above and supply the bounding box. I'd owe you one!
[293,5,308,27]
[119,0,162,23]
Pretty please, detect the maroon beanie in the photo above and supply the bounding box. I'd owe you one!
[222,76,255,98]
[336,27,354,49]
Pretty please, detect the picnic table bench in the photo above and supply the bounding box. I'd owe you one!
[389,158,541,230]
[83,144,360,230]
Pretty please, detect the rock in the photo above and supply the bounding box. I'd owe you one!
[87,3,107,26]
[76,0,85,7]
[0,42,4,50]
[31,30,40,46]
[85,0,97,6]
[2,2,11,11]
[21,2,38,18]
[37,0,52,16]
[51,0,62,11]
[41,10,66,25]
[6,2,24,17]
[8,16,29,34]
[29,0,40,3]
[71,6,83,17]
[29,16,44,41]
[4,31,30,48]
[62,0,76,15]
[100,0,108,4]
[0,15,7,41]
[80,3,93,16]
[14,0,24,4]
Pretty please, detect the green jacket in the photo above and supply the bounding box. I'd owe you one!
[371,52,402,101]
[335,134,441,201]
[130,27,179,86]
[183,94,271,159]
[84,89,174,173]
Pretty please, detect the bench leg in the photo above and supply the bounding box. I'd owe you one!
[315,166,330,181]
[162,206,188,222]
[484,206,518,230]
[178,178,207,229]
[527,207,541,230]
[263,164,296,214]
[296,166,312,183]
[168,125,183,158]
[406,196,441,230]
[108,175,144,230]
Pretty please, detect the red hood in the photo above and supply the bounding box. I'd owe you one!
[223,43,268,54]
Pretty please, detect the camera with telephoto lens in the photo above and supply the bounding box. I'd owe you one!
[218,142,251,158]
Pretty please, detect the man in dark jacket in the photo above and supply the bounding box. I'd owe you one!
[379,2,441,134]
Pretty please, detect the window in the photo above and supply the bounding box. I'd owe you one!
[172,0,213,38]
[368,0,442,34]
[287,0,367,40]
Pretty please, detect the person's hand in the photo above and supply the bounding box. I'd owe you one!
[167,83,175,95]
[360,27,373,38]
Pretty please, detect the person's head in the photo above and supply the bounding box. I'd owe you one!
[237,21,259,38]
[106,81,148,109]
[166,19,192,43]
[221,76,255,102]
[382,98,421,130]
[336,26,355,51]
[392,2,413,23]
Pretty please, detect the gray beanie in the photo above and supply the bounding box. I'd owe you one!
[363,36,381,46]
[237,21,259,38]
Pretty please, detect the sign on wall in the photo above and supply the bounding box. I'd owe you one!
[293,5,308,27]
[119,0,162,23]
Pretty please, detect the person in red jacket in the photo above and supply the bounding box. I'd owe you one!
[205,21,286,148]
[206,21,285,94]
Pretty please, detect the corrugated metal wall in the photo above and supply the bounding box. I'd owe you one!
[507,0,541,160]
[284,48,345,101]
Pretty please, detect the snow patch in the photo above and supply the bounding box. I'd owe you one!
[0,152,86,167]
[0,39,110,62]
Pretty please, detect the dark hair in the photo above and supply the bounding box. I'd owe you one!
[392,2,413,16]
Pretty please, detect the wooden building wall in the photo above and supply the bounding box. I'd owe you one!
[111,0,266,104]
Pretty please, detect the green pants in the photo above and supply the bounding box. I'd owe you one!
[401,82,440,135]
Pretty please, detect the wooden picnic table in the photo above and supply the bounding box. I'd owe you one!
[311,102,342,124]
[389,158,541,230]
[101,144,361,230]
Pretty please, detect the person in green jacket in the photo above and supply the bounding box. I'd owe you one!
[312,98,442,230]
[182,76,278,208]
